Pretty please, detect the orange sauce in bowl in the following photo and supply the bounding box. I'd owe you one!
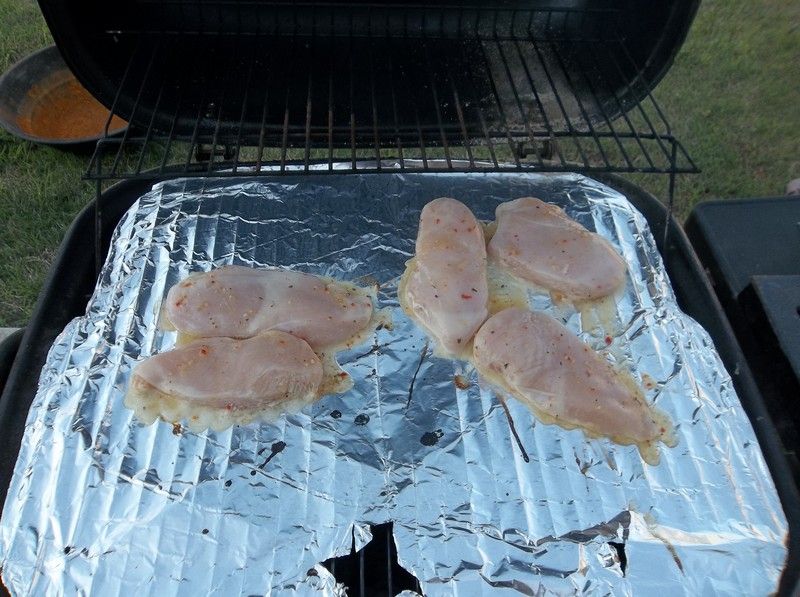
[17,73,127,140]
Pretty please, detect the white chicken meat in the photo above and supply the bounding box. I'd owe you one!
[163,265,375,351]
[126,331,323,429]
[399,197,489,356]
[472,307,673,463]
[488,197,627,301]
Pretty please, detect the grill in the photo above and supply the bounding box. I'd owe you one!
[2,1,799,595]
[82,5,698,183]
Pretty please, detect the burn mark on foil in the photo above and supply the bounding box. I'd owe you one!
[646,519,685,575]
[257,441,287,468]
[351,341,389,362]
[354,414,370,426]
[575,454,593,476]
[453,374,470,390]
[661,538,684,574]
[406,339,430,409]
[536,510,632,547]
[498,397,530,463]
[420,429,444,446]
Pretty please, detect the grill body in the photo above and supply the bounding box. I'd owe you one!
[1,1,797,595]
[1,171,798,595]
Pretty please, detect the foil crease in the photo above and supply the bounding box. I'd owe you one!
[0,172,787,595]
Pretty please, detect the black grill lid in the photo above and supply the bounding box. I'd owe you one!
[35,0,700,180]
[38,0,698,135]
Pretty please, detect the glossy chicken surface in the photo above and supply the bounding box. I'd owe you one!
[163,265,375,350]
[488,197,627,301]
[129,331,323,411]
[399,198,489,356]
[473,308,673,463]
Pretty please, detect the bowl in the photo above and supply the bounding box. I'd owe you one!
[0,45,128,149]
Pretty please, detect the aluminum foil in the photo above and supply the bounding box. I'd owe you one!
[0,172,787,595]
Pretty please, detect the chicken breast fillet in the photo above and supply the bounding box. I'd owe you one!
[126,331,323,428]
[163,265,375,351]
[488,197,627,301]
[399,197,489,356]
[473,308,673,463]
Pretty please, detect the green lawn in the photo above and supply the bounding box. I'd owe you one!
[1,0,798,327]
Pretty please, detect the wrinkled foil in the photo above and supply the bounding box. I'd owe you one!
[0,171,787,595]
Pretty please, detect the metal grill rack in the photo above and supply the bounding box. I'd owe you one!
[321,523,421,596]
[84,4,698,187]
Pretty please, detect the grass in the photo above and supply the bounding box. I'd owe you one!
[0,0,798,326]
[0,0,94,326]
[645,0,800,216]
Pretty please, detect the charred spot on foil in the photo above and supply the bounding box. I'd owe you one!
[453,374,470,390]
[498,398,530,463]
[354,414,370,426]
[224,479,232,487]
[63,546,72,555]
[420,429,444,446]
[331,410,342,419]
[406,340,430,408]
[201,528,209,535]
[610,542,627,576]
[258,441,287,468]
[172,422,182,436]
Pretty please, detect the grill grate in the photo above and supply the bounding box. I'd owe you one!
[321,523,421,595]
[85,4,697,182]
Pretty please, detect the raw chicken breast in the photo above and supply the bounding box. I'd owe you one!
[399,198,489,356]
[126,331,323,430]
[163,265,375,350]
[472,307,673,463]
[488,197,626,301]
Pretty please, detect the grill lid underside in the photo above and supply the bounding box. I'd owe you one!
[36,0,700,179]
